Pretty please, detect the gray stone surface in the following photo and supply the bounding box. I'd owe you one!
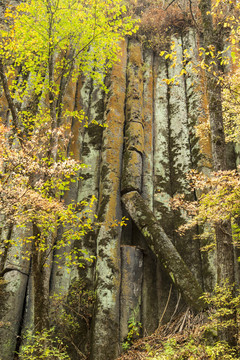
[0,29,218,359]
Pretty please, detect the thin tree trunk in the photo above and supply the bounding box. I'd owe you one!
[0,58,19,134]
[32,223,50,333]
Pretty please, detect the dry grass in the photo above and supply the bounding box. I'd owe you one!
[117,309,209,360]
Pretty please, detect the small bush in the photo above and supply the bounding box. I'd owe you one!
[18,328,70,360]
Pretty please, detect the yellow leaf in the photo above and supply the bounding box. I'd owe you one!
[170,42,175,50]
[180,69,187,76]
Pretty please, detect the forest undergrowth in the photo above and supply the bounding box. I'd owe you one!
[117,308,240,360]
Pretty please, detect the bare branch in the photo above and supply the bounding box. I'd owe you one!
[0,58,19,134]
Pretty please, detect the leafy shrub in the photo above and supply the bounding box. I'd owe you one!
[146,338,239,360]
[122,315,142,351]
[50,278,96,358]
[18,328,70,360]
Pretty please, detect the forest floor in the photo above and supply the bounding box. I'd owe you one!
[116,309,239,360]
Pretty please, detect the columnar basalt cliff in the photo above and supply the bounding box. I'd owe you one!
[1,23,236,359]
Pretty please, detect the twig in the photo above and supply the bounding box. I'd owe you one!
[164,0,177,11]
[158,284,172,327]
[164,292,181,334]
[189,0,200,32]
[0,58,19,136]
[179,308,189,332]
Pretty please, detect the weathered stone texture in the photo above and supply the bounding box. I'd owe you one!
[142,50,154,210]
[0,226,31,359]
[122,40,144,194]
[120,245,143,343]
[122,191,205,312]
[0,29,220,360]
[153,55,172,227]
[90,39,128,360]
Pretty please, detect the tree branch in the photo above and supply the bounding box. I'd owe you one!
[0,58,19,134]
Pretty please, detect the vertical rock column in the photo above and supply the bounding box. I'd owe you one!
[166,33,202,283]
[0,226,31,360]
[76,75,105,281]
[151,55,180,326]
[167,35,192,196]
[141,51,161,334]
[142,50,154,209]
[120,245,143,343]
[181,30,202,170]
[121,39,144,194]
[152,55,179,326]
[166,35,200,278]
[90,39,127,360]
[50,77,80,296]
[50,75,106,357]
[120,39,145,337]
[181,30,206,287]
[153,56,172,233]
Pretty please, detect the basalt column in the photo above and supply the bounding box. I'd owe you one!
[0,27,221,360]
[90,39,128,360]
[0,226,31,360]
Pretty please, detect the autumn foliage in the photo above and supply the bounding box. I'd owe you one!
[171,169,240,240]
[0,0,137,344]
[134,0,198,50]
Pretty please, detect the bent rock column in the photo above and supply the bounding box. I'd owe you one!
[122,191,205,312]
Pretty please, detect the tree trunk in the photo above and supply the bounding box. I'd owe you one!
[199,0,237,346]
[32,223,50,333]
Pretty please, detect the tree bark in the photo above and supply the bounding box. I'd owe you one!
[32,223,50,333]
[0,59,19,134]
[199,0,237,346]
